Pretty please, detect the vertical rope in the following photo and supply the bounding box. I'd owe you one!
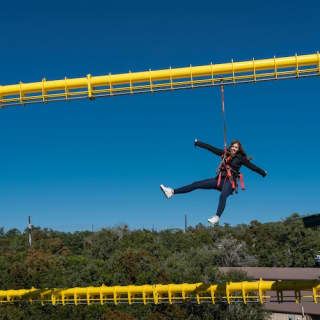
[220,85,227,152]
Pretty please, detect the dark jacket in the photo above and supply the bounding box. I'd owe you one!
[195,140,266,177]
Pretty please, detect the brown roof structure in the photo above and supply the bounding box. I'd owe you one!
[263,303,320,316]
[219,267,320,280]
[219,267,320,316]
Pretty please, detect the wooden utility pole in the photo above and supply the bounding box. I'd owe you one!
[28,216,32,248]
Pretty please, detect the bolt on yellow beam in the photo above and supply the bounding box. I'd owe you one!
[0,52,319,107]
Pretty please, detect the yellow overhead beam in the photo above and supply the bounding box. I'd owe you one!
[0,279,319,305]
[0,52,319,107]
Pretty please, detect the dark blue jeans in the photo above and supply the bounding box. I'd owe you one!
[174,177,233,217]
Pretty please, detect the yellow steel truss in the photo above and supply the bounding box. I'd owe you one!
[0,53,319,108]
[0,280,319,305]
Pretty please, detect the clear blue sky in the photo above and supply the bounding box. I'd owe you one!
[0,0,319,232]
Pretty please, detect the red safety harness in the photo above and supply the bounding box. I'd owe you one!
[217,85,245,193]
[216,154,245,193]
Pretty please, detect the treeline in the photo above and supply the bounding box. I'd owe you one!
[0,213,319,319]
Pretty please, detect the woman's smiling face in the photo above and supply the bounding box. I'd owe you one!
[230,143,239,156]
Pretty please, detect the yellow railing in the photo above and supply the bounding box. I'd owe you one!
[1,280,319,305]
[0,53,319,108]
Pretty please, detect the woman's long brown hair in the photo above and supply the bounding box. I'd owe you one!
[227,140,253,160]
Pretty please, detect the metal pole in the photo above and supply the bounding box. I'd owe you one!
[185,214,187,232]
[28,216,32,248]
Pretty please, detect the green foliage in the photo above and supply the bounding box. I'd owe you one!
[242,214,320,267]
[0,213,318,318]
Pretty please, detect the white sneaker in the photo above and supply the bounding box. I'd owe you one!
[160,184,174,199]
[208,215,220,226]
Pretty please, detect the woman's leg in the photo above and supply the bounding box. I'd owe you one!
[216,180,233,217]
[174,178,218,194]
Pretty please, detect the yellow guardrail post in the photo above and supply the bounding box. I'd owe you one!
[87,74,93,100]
[51,293,56,306]
[113,286,118,305]
[99,285,104,305]
[258,278,264,304]
[168,284,172,304]
[226,282,231,304]
[42,78,47,103]
[64,77,69,100]
[295,289,301,304]
[313,285,319,304]
[241,281,247,304]
[152,285,158,304]
[18,81,25,106]
[295,53,299,78]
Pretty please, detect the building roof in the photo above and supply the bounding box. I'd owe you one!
[263,302,320,316]
[303,213,320,228]
[219,267,320,315]
[219,267,320,280]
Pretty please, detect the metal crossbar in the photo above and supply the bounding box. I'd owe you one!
[0,280,319,306]
[0,53,319,108]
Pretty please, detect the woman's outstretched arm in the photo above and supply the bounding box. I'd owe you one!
[194,139,224,156]
[241,157,267,177]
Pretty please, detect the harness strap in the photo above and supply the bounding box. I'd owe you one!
[239,173,245,190]
[216,153,245,192]
[226,167,235,189]
[217,172,222,189]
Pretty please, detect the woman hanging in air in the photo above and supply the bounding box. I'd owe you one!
[160,139,267,226]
